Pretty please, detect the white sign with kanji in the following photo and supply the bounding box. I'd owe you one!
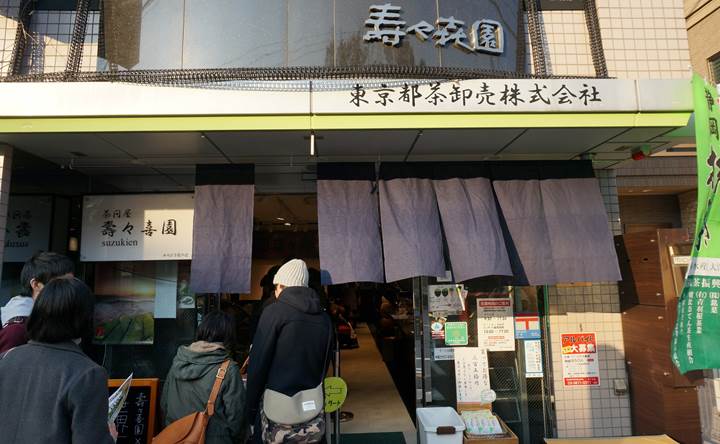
[454,347,491,403]
[561,332,600,387]
[477,297,515,351]
[81,194,194,262]
[3,195,53,263]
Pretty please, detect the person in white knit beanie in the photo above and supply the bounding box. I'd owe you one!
[272,259,309,298]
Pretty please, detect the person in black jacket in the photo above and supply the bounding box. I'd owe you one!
[245,259,333,443]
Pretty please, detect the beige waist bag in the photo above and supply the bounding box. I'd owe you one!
[262,382,324,425]
[261,317,332,426]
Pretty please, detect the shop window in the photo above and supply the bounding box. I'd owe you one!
[710,54,720,85]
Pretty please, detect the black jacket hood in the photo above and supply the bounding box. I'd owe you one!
[278,286,322,314]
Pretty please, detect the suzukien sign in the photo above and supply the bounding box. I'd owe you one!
[312,79,639,114]
[3,195,52,263]
[81,194,194,262]
[561,332,600,387]
[364,3,503,54]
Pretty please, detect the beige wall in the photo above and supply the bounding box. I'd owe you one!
[685,0,720,79]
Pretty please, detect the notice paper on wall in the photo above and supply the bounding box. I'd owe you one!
[524,339,544,378]
[454,347,491,403]
[477,297,515,351]
[433,347,455,361]
[561,332,600,387]
[428,284,466,314]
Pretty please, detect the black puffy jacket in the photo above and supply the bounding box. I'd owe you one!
[245,286,333,423]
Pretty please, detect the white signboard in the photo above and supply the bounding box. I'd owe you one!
[81,194,194,262]
[561,332,600,387]
[524,340,544,378]
[477,297,515,351]
[428,284,465,314]
[314,79,640,114]
[454,347,491,404]
[4,196,52,263]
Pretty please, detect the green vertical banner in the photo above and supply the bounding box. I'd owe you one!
[671,74,720,373]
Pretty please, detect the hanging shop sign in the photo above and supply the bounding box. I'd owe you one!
[515,314,542,340]
[454,347,491,404]
[313,78,641,114]
[3,195,52,263]
[364,4,503,54]
[524,340,544,378]
[477,298,515,351]
[429,284,465,314]
[445,321,469,346]
[561,333,600,387]
[671,74,720,374]
[81,194,194,262]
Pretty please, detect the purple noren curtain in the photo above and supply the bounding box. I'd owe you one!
[433,177,512,282]
[191,165,254,294]
[317,164,384,284]
[379,164,446,282]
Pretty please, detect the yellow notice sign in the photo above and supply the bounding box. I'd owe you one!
[324,377,348,413]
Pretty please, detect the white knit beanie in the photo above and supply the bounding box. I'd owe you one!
[273,259,309,288]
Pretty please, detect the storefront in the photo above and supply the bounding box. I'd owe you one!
[0,1,699,443]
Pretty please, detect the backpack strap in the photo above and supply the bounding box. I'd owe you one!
[206,360,230,417]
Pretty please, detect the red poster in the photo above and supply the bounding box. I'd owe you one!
[560,333,600,387]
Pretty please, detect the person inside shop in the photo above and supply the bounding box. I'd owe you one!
[161,311,247,444]
[0,251,74,353]
[0,276,117,443]
[245,259,333,444]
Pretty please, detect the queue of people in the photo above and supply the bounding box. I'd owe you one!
[0,253,333,444]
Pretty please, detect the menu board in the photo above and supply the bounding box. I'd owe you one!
[454,347,491,403]
[561,333,600,386]
[477,298,515,351]
[108,378,158,444]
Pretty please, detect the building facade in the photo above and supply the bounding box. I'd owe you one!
[0,1,700,443]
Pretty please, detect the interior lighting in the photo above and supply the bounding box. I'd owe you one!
[310,132,316,156]
[284,222,292,226]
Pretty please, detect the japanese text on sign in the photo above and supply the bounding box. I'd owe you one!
[82,194,194,262]
[364,4,503,54]
[477,297,515,351]
[561,333,600,387]
[349,81,601,109]
[454,347,491,403]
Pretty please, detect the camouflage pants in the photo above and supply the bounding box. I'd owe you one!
[260,409,325,444]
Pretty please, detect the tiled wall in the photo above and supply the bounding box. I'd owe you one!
[679,189,698,231]
[596,0,691,79]
[538,10,596,77]
[0,0,18,77]
[547,170,633,438]
[22,10,99,74]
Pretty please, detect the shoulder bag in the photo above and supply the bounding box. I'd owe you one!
[153,360,230,444]
[261,316,332,426]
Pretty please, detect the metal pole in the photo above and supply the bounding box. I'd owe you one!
[334,334,341,444]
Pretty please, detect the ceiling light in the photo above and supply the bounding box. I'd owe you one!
[284,222,292,226]
[642,189,651,193]
[309,132,316,156]
[276,217,285,221]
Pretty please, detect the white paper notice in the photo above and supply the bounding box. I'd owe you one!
[154,262,178,319]
[433,347,455,361]
[454,348,491,403]
[477,298,515,351]
[428,284,465,314]
[524,340,544,378]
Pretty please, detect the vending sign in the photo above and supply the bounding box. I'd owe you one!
[561,333,600,387]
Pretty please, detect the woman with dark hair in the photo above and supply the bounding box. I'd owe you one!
[0,276,116,444]
[161,311,247,444]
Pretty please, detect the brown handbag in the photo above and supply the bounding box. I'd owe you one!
[153,360,231,444]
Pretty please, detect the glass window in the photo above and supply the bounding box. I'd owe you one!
[710,54,720,85]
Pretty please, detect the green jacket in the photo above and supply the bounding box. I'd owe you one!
[161,342,247,444]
